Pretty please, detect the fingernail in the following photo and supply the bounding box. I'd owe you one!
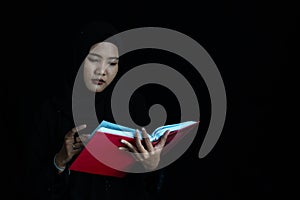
[120,139,125,143]
[78,124,87,129]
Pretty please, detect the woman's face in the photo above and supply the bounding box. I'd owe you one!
[83,42,119,92]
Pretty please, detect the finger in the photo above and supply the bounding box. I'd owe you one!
[72,148,82,154]
[141,127,154,153]
[74,125,88,143]
[78,134,90,143]
[134,130,150,159]
[75,136,81,143]
[155,130,170,149]
[71,142,84,150]
[121,139,144,161]
[118,146,138,160]
[76,124,88,132]
[118,147,129,152]
[64,137,77,149]
[134,130,147,154]
[121,139,138,153]
[74,134,90,143]
[65,137,76,144]
[66,124,87,137]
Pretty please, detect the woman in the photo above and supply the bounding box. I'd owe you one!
[28,21,168,200]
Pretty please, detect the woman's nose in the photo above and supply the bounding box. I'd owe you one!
[94,61,107,76]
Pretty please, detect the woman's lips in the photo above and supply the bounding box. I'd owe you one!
[91,79,105,85]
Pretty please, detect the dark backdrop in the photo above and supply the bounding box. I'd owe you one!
[6,0,296,199]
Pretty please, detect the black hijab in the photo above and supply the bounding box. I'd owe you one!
[66,20,120,92]
[55,21,121,134]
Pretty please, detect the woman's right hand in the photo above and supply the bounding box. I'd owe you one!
[54,124,88,170]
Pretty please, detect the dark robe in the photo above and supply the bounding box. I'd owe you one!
[27,79,165,200]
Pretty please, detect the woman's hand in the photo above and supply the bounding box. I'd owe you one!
[119,128,170,171]
[55,124,88,171]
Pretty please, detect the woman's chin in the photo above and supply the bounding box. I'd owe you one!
[87,84,106,93]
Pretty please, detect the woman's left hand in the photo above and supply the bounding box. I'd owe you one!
[119,128,170,171]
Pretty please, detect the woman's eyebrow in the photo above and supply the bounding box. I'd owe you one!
[89,53,102,58]
[89,53,119,60]
[109,57,119,61]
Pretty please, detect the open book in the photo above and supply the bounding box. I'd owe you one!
[69,120,199,177]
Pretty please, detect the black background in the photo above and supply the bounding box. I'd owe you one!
[5,0,296,199]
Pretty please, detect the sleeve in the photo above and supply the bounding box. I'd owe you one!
[143,169,167,199]
[27,99,70,200]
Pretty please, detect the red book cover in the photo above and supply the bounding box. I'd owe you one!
[69,120,199,177]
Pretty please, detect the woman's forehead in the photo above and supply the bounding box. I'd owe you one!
[89,42,119,57]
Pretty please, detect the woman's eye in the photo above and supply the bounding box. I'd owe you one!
[88,57,99,62]
[109,62,118,66]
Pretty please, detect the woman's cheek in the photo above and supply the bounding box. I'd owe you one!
[84,65,93,78]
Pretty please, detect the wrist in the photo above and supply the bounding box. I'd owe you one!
[54,154,66,172]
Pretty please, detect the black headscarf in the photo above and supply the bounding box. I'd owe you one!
[55,21,121,132]
[70,20,120,89]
